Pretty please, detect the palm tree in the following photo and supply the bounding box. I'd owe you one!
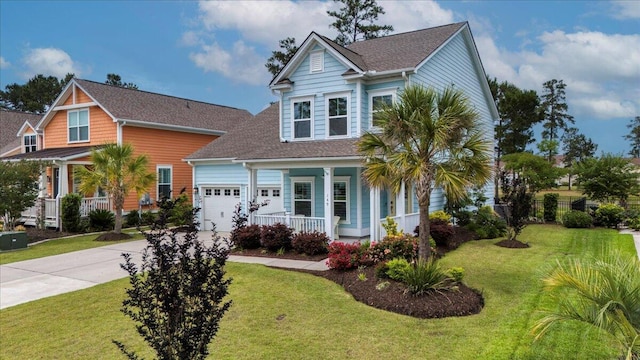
[76,143,156,234]
[358,85,492,260]
[533,251,640,360]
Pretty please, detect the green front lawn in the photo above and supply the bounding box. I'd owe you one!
[0,225,635,359]
[0,230,144,265]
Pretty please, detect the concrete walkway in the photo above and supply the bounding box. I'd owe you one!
[0,231,328,310]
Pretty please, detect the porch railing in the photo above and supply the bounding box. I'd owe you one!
[20,196,110,228]
[380,213,420,237]
[254,213,325,233]
[80,197,111,217]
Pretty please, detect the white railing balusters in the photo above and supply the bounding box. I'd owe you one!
[253,212,325,234]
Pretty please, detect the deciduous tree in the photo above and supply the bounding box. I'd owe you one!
[575,153,640,203]
[561,127,597,189]
[327,0,393,46]
[0,160,44,230]
[358,85,492,260]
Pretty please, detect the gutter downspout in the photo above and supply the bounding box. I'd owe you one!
[402,71,410,87]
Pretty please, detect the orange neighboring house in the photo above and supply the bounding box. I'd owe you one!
[0,109,42,158]
[2,78,251,228]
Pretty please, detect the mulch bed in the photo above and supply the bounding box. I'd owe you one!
[495,239,530,248]
[24,227,76,244]
[310,267,484,319]
[283,227,484,319]
[231,247,328,262]
[95,232,133,241]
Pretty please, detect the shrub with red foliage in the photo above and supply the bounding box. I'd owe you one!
[233,224,262,249]
[429,219,455,247]
[327,242,368,270]
[368,234,418,263]
[292,231,329,255]
[260,223,293,251]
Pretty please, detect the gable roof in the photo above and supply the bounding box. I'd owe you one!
[185,104,360,162]
[271,22,467,86]
[38,79,253,134]
[0,109,41,156]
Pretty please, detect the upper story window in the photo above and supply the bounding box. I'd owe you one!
[327,94,349,137]
[68,109,89,143]
[23,134,37,153]
[292,97,313,140]
[310,51,324,73]
[369,90,396,129]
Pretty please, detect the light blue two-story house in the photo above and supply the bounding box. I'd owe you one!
[186,22,498,240]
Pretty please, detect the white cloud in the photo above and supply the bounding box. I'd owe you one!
[474,26,640,120]
[196,1,335,46]
[186,0,457,85]
[189,40,269,86]
[611,0,640,19]
[380,1,454,33]
[0,56,9,69]
[22,47,83,79]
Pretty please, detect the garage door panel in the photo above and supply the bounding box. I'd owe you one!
[203,187,240,232]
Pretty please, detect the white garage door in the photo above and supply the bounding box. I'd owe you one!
[202,187,241,232]
[256,187,283,215]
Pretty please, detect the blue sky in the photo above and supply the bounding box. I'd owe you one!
[1,1,638,154]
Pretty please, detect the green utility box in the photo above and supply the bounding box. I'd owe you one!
[0,231,28,251]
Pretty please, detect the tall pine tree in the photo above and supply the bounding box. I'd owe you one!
[327,0,393,46]
[265,37,298,77]
[624,116,640,158]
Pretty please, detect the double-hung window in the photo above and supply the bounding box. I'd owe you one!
[292,178,314,217]
[157,166,172,200]
[369,90,395,129]
[24,134,37,152]
[292,97,313,139]
[327,94,349,137]
[68,109,89,142]
[333,177,350,223]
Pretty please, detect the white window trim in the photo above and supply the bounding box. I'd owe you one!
[67,108,90,143]
[291,96,314,141]
[290,176,315,217]
[368,89,397,130]
[325,92,351,139]
[309,50,324,73]
[23,134,37,153]
[334,176,351,224]
[157,165,172,200]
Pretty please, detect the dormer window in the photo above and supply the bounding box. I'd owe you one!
[310,51,324,73]
[327,94,349,137]
[68,109,89,143]
[292,97,313,140]
[23,134,37,153]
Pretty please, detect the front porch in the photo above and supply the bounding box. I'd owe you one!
[20,197,111,229]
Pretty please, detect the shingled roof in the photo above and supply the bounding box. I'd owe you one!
[272,22,467,86]
[44,79,253,133]
[2,145,99,161]
[0,109,41,156]
[345,22,466,72]
[185,104,360,161]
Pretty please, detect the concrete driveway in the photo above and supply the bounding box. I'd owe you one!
[0,231,328,309]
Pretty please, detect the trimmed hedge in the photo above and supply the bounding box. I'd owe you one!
[562,210,592,228]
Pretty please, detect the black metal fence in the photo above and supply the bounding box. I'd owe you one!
[529,197,640,221]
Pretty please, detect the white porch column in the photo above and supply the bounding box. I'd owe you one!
[247,168,258,224]
[396,182,406,232]
[323,167,334,239]
[59,163,69,198]
[369,187,381,241]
